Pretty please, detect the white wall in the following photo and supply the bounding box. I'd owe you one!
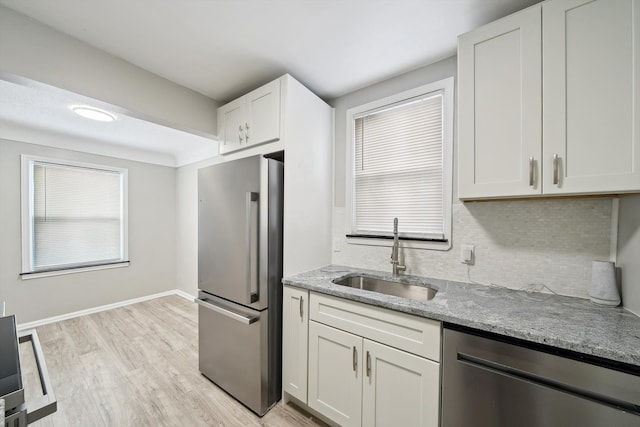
[617,195,640,315]
[330,57,615,300]
[0,138,177,323]
[0,5,219,136]
[176,159,213,298]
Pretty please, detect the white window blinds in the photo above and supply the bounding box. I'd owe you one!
[29,161,125,271]
[353,91,444,239]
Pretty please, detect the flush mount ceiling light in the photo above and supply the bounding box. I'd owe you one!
[71,106,116,122]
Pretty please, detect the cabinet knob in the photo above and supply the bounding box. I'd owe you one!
[553,154,559,185]
[245,123,250,139]
[238,125,244,142]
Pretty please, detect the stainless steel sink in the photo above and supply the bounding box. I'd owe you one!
[332,275,437,301]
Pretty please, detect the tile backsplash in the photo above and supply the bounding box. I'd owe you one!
[332,198,614,299]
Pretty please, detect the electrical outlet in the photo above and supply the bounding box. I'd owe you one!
[332,237,342,252]
[461,244,474,265]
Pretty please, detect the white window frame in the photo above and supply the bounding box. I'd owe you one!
[345,77,454,251]
[20,155,129,279]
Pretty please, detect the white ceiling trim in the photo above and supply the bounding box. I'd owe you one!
[1,121,177,167]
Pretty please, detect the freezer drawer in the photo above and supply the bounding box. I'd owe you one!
[442,325,640,427]
[197,293,273,415]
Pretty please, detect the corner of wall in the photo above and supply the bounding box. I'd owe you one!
[616,195,640,316]
[0,5,219,136]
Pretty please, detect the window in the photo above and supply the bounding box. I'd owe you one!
[346,77,453,249]
[21,156,129,277]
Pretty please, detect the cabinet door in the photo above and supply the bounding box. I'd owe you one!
[543,0,640,194]
[362,340,440,427]
[282,286,309,403]
[246,79,280,147]
[458,4,542,199]
[308,321,362,427]
[218,96,246,154]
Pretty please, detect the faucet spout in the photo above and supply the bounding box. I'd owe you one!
[390,217,406,276]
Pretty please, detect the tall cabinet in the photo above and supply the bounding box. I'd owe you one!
[458,0,640,199]
[215,75,333,277]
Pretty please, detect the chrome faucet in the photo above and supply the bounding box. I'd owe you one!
[390,217,406,276]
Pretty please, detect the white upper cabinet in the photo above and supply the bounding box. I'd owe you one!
[217,79,281,154]
[458,4,542,199]
[217,97,246,153]
[543,0,640,194]
[245,79,280,146]
[459,0,640,199]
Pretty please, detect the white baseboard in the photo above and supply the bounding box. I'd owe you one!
[175,289,196,302]
[17,289,195,331]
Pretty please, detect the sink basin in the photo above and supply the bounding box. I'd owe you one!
[332,275,437,301]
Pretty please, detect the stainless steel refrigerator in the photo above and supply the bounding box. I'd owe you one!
[197,154,283,416]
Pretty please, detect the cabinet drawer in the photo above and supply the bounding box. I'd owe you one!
[309,292,441,362]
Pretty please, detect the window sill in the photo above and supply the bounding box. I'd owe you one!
[345,235,451,251]
[20,261,130,280]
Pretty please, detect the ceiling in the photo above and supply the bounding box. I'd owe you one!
[0,78,218,167]
[0,0,539,167]
[0,0,540,102]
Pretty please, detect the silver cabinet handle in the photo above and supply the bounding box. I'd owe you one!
[366,351,371,377]
[245,192,259,304]
[245,122,250,140]
[529,157,534,187]
[196,298,258,325]
[353,346,358,372]
[299,296,304,318]
[238,124,244,142]
[553,154,559,185]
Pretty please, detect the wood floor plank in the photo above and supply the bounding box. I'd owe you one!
[18,295,326,427]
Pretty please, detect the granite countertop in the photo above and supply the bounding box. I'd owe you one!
[283,265,640,367]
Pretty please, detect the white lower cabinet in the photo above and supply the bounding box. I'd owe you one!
[362,339,439,427]
[283,290,441,427]
[308,321,363,427]
[282,286,309,403]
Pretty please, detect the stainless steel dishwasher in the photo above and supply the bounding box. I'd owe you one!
[442,324,640,427]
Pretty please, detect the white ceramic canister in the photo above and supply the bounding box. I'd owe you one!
[590,260,621,307]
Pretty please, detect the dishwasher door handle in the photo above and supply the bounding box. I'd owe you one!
[196,298,259,325]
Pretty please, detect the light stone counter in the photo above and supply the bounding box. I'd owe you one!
[283,265,640,367]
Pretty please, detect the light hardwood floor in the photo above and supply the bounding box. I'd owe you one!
[19,295,326,427]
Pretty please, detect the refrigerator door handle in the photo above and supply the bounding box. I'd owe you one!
[245,191,259,304]
[196,298,259,325]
